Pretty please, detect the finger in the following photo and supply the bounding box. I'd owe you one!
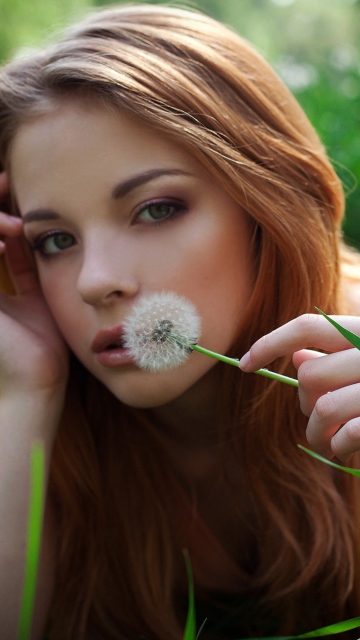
[0,211,23,237]
[0,172,11,215]
[297,348,360,392]
[292,349,325,369]
[0,213,23,256]
[0,172,23,242]
[296,348,360,416]
[239,314,360,372]
[0,172,8,195]
[331,417,360,462]
[4,235,40,295]
[293,351,327,417]
[306,383,360,458]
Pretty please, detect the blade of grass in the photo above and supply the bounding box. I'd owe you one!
[296,616,360,637]
[181,547,360,640]
[17,440,45,640]
[315,308,360,350]
[239,615,360,639]
[183,550,197,640]
[298,445,360,478]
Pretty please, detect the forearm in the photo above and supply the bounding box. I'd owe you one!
[0,389,65,637]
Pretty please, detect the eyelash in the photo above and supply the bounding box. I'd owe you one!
[134,198,186,224]
[30,230,75,258]
[29,198,187,258]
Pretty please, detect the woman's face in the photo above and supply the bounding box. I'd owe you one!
[10,99,253,408]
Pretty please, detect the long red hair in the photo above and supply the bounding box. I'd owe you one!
[0,5,359,638]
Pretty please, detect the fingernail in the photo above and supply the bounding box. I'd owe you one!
[239,351,250,371]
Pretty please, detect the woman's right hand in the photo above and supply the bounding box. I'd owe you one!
[0,172,69,397]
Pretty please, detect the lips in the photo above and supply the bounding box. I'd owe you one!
[91,325,125,353]
[91,325,136,368]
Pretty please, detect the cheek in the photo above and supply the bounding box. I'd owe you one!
[145,213,251,292]
[192,223,253,347]
[182,217,252,300]
[38,270,85,342]
[156,222,252,351]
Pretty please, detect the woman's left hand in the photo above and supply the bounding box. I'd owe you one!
[239,313,360,461]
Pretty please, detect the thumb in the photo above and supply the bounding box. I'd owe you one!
[292,348,326,370]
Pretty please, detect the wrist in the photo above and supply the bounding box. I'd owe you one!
[0,384,67,448]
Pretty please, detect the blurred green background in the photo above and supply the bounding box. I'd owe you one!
[1,0,359,246]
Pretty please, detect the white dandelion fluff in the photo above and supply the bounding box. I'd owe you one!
[123,291,202,372]
[123,291,299,386]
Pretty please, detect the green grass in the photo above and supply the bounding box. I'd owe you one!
[17,440,45,640]
[183,550,197,640]
[184,546,360,639]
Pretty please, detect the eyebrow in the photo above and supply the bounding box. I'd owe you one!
[22,209,60,224]
[111,168,190,199]
[22,168,191,224]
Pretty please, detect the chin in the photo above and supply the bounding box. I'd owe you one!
[102,371,191,409]
[109,388,182,409]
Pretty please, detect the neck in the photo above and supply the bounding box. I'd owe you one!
[149,365,225,482]
[152,365,222,446]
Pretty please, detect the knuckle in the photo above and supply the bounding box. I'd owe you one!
[331,421,360,461]
[345,418,360,443]
[313,392,337,423]
[305,427,325,454]
[249,333,271,361]
[295,313,320,335]
[297,359,320,389]
[298,396,312,418]
[306,432,321,452]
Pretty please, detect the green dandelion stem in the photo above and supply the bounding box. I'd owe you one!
[254,367,299,387]
[192,344,298,387]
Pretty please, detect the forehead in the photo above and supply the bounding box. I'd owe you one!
[9,99,206,210]
[10,99,167,168]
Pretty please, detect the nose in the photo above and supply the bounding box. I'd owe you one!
[77,234,140,305]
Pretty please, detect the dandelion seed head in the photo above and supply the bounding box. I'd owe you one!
[123,291,201,371]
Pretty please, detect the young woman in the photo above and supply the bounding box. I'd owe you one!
[0,4,359,639]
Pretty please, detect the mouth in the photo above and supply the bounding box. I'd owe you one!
[92,325,136,368]
[104,338,124,350]
[91,325,125,353]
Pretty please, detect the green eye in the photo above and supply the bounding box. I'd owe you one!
[51,233,74,250]
[148,203,173,219]
[32,231,76,256]
[136,200,183,223]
